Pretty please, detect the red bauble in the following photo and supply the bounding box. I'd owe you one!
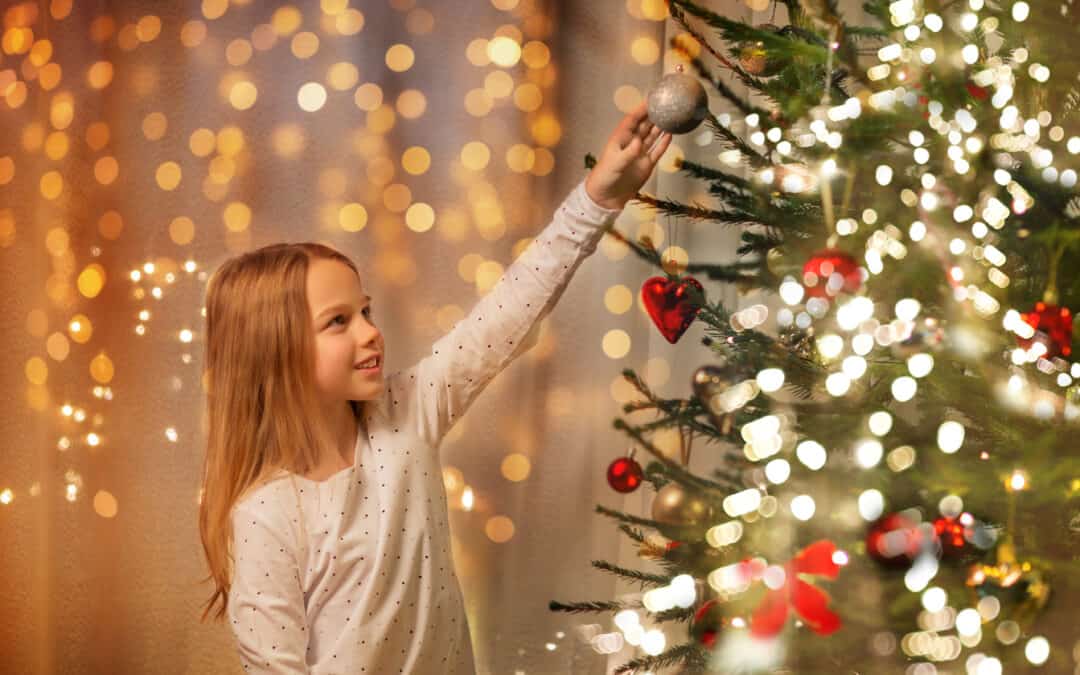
[966,82,990,100]
[802,249,862,299]
[606,456,644,493]
[641,275,704,344]
[933,516,970,559]
[691,599,723,648]
[1017,302,1073,358]
[865,512,929,567]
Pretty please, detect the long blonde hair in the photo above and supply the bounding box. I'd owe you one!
[197,241,365,622]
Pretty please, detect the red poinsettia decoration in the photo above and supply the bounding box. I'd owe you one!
[749,540,844,638]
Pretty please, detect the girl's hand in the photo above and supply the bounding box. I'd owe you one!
[585,101,673,211]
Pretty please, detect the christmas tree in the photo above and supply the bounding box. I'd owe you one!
[553,0,1080,672]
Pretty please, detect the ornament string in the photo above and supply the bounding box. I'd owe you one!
[1044,242,1066,305]
[666,2,740,74]
[839,161,857,217]
[1000,473,1023,565]
[819,24,840,236]
[677,401,694,466]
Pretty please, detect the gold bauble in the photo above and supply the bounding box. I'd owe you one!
[736,25,790,77]
[692,365,739,433]
[652,482,712,525]
[766,247,786,274]
[965,541,1051,627]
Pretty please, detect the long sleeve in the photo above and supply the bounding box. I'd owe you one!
[401,177,621,448]
[227,500,310,674]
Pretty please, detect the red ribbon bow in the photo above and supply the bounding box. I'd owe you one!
[749,540,843,637]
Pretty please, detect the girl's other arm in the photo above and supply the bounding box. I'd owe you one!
[227,502,310,674]
[401,102,670,448]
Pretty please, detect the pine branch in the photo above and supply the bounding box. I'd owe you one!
[670,0,829,65]
[671,40,768,118]
[602,225,764,285]
[611,419,741,491]
[684,260,762,284]
[737,230,789,256]
[603,226,664,268]
[549,599,635,614]
[591,560,672,586]
[634,192,762,227]
[705,114,771,168]
[595,504,711,542]
[666,2,756,85]
[614,641,709,674]
[653,605,699,623]
[677,159,755,191]
[618,524,648,544]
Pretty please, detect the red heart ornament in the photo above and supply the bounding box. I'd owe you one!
[641,275,704,344]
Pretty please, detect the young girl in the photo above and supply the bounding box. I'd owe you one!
[198,102,672,674]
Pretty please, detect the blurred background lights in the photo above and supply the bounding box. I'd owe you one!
[868,411,893,436]
[907,354,934,378]
[892,376,917,401]
[298,82,327,111]
[790,494,816,521]
[937,421,965,454]
[858,489,885,521]
[1024,636,1049,664]
[1008,469,1028,491]
[921,587,946,612]
[826,372,852,397]
[796,440,827,470]
[756,368,784,392]
[764,458,790,484]
[855,439,884,468]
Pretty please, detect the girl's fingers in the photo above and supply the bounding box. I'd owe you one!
[643,125,661,150]
[647,132,672,163]
[613,124,635,150]
[616,103,649,148]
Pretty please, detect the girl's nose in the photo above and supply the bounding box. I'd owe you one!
[356,324,380,347]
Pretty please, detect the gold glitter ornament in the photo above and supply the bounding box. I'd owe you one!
[737,25,790,77]
[965,540,1050,627]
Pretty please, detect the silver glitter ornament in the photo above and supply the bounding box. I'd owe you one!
[646,72,708,135]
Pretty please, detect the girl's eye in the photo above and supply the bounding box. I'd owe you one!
[330,314,347,327]
[362,307,373,319]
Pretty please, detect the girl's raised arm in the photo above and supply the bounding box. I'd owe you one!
[397,178,620,449]
[393,102,670,450]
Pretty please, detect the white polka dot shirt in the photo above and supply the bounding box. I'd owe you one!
[226,178,621,674]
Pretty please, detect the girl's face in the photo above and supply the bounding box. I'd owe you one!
[306,258,385,404]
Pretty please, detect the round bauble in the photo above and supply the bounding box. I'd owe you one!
[646,72,709,135]
[652,482,712,525]
[607,456,644,493]
[802,248,862,299]
[737,24,791,77]
[1017,301,1073,359]
[866,512,933,567]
